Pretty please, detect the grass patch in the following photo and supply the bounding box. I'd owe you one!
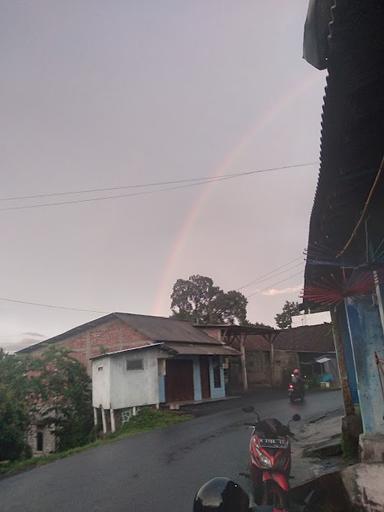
[0,408,192,478]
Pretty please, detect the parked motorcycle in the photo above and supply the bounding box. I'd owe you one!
[243,407,301,511]
[288,382,304,403]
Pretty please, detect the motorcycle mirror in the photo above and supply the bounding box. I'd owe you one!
[193,477,251,512]
[292,414,301,422]
[242,406,255,413]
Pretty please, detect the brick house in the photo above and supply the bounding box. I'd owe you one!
[19,313,239,440]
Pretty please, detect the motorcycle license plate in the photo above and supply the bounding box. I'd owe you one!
[259,438,288,449]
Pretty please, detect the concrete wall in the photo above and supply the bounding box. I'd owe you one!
[273,350,300,387]
[92,357,111,409]
[345,296,384,434]
[92,349,161,410]
[110,349,161,409]
[245,351,271,386]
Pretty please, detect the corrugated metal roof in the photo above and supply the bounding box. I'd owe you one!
[17,312,221,354]
[114,313,219,344]
[90,343,163,360]
[163,342,240,357]
[304,1,384,301]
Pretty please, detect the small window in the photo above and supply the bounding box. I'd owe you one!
[126,359,144,371]
[212,357,222,388]
[36,431,44,452]
[97,364,103,372]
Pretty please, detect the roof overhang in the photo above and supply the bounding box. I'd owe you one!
[90,341,240,360]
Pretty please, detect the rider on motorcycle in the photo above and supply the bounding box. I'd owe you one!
[291,368,304,393]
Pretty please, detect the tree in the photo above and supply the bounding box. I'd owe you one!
[171,274,247,324]
[274,301,300,329]
[0,349,31,461]
[29,347,94,451]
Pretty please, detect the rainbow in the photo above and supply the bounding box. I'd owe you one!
[152,71,323,316]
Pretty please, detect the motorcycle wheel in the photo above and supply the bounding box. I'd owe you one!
[261,480,289,509]
[250,465,263,505]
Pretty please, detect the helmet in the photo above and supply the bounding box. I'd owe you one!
[193,477,250,512]
[293,368,300,375]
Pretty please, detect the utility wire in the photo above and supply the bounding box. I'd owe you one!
[0,296,108,314]
[237,256,304,290]
[0,162,317,212]
[0,162,317,203]
[0,269,305,314]
[246,269,304,299]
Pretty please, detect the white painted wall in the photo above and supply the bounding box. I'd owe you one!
[92,348,161,410]
[92,357,111,409]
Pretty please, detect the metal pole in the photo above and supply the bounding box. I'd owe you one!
[330,306,354,415]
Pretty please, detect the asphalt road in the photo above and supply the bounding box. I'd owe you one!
[0,390,342,512]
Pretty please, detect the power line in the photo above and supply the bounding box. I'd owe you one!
[0,162,317,212]
[246,269,304,299]
[0,162,317,202]
[0,270,305,314]
[241,260,304,292]
[237,256,304,290]
[0,297,108,314]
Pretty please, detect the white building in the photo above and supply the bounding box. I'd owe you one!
[90,315,239,433]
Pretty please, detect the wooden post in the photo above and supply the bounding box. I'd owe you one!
[240,334,248,392]
[110,408,116,433]
[101,406,107,434]
[93,407,98,427]
[331,306,354,415]
[270,339,275,387]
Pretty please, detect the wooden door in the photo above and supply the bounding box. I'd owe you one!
[200,357,211,399]
[165,359,194,402]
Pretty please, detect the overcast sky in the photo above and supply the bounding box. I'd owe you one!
[0,1,325,351]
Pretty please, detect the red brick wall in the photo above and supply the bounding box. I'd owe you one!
[29,317,152,374]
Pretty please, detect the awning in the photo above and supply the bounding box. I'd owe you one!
[162,342,240,357]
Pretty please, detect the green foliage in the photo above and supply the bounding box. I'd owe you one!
[28,347,94,452]
[0,349,31,461]
[274,300,300,329]
[120,408,190,433]
[171,274,248,324]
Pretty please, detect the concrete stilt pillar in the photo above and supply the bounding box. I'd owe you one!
[101,406,107,434]
[110,408,116,433]
[93,407,98,427]
[132,406,137,417]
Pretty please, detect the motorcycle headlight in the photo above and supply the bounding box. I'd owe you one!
[254,446,273,469]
